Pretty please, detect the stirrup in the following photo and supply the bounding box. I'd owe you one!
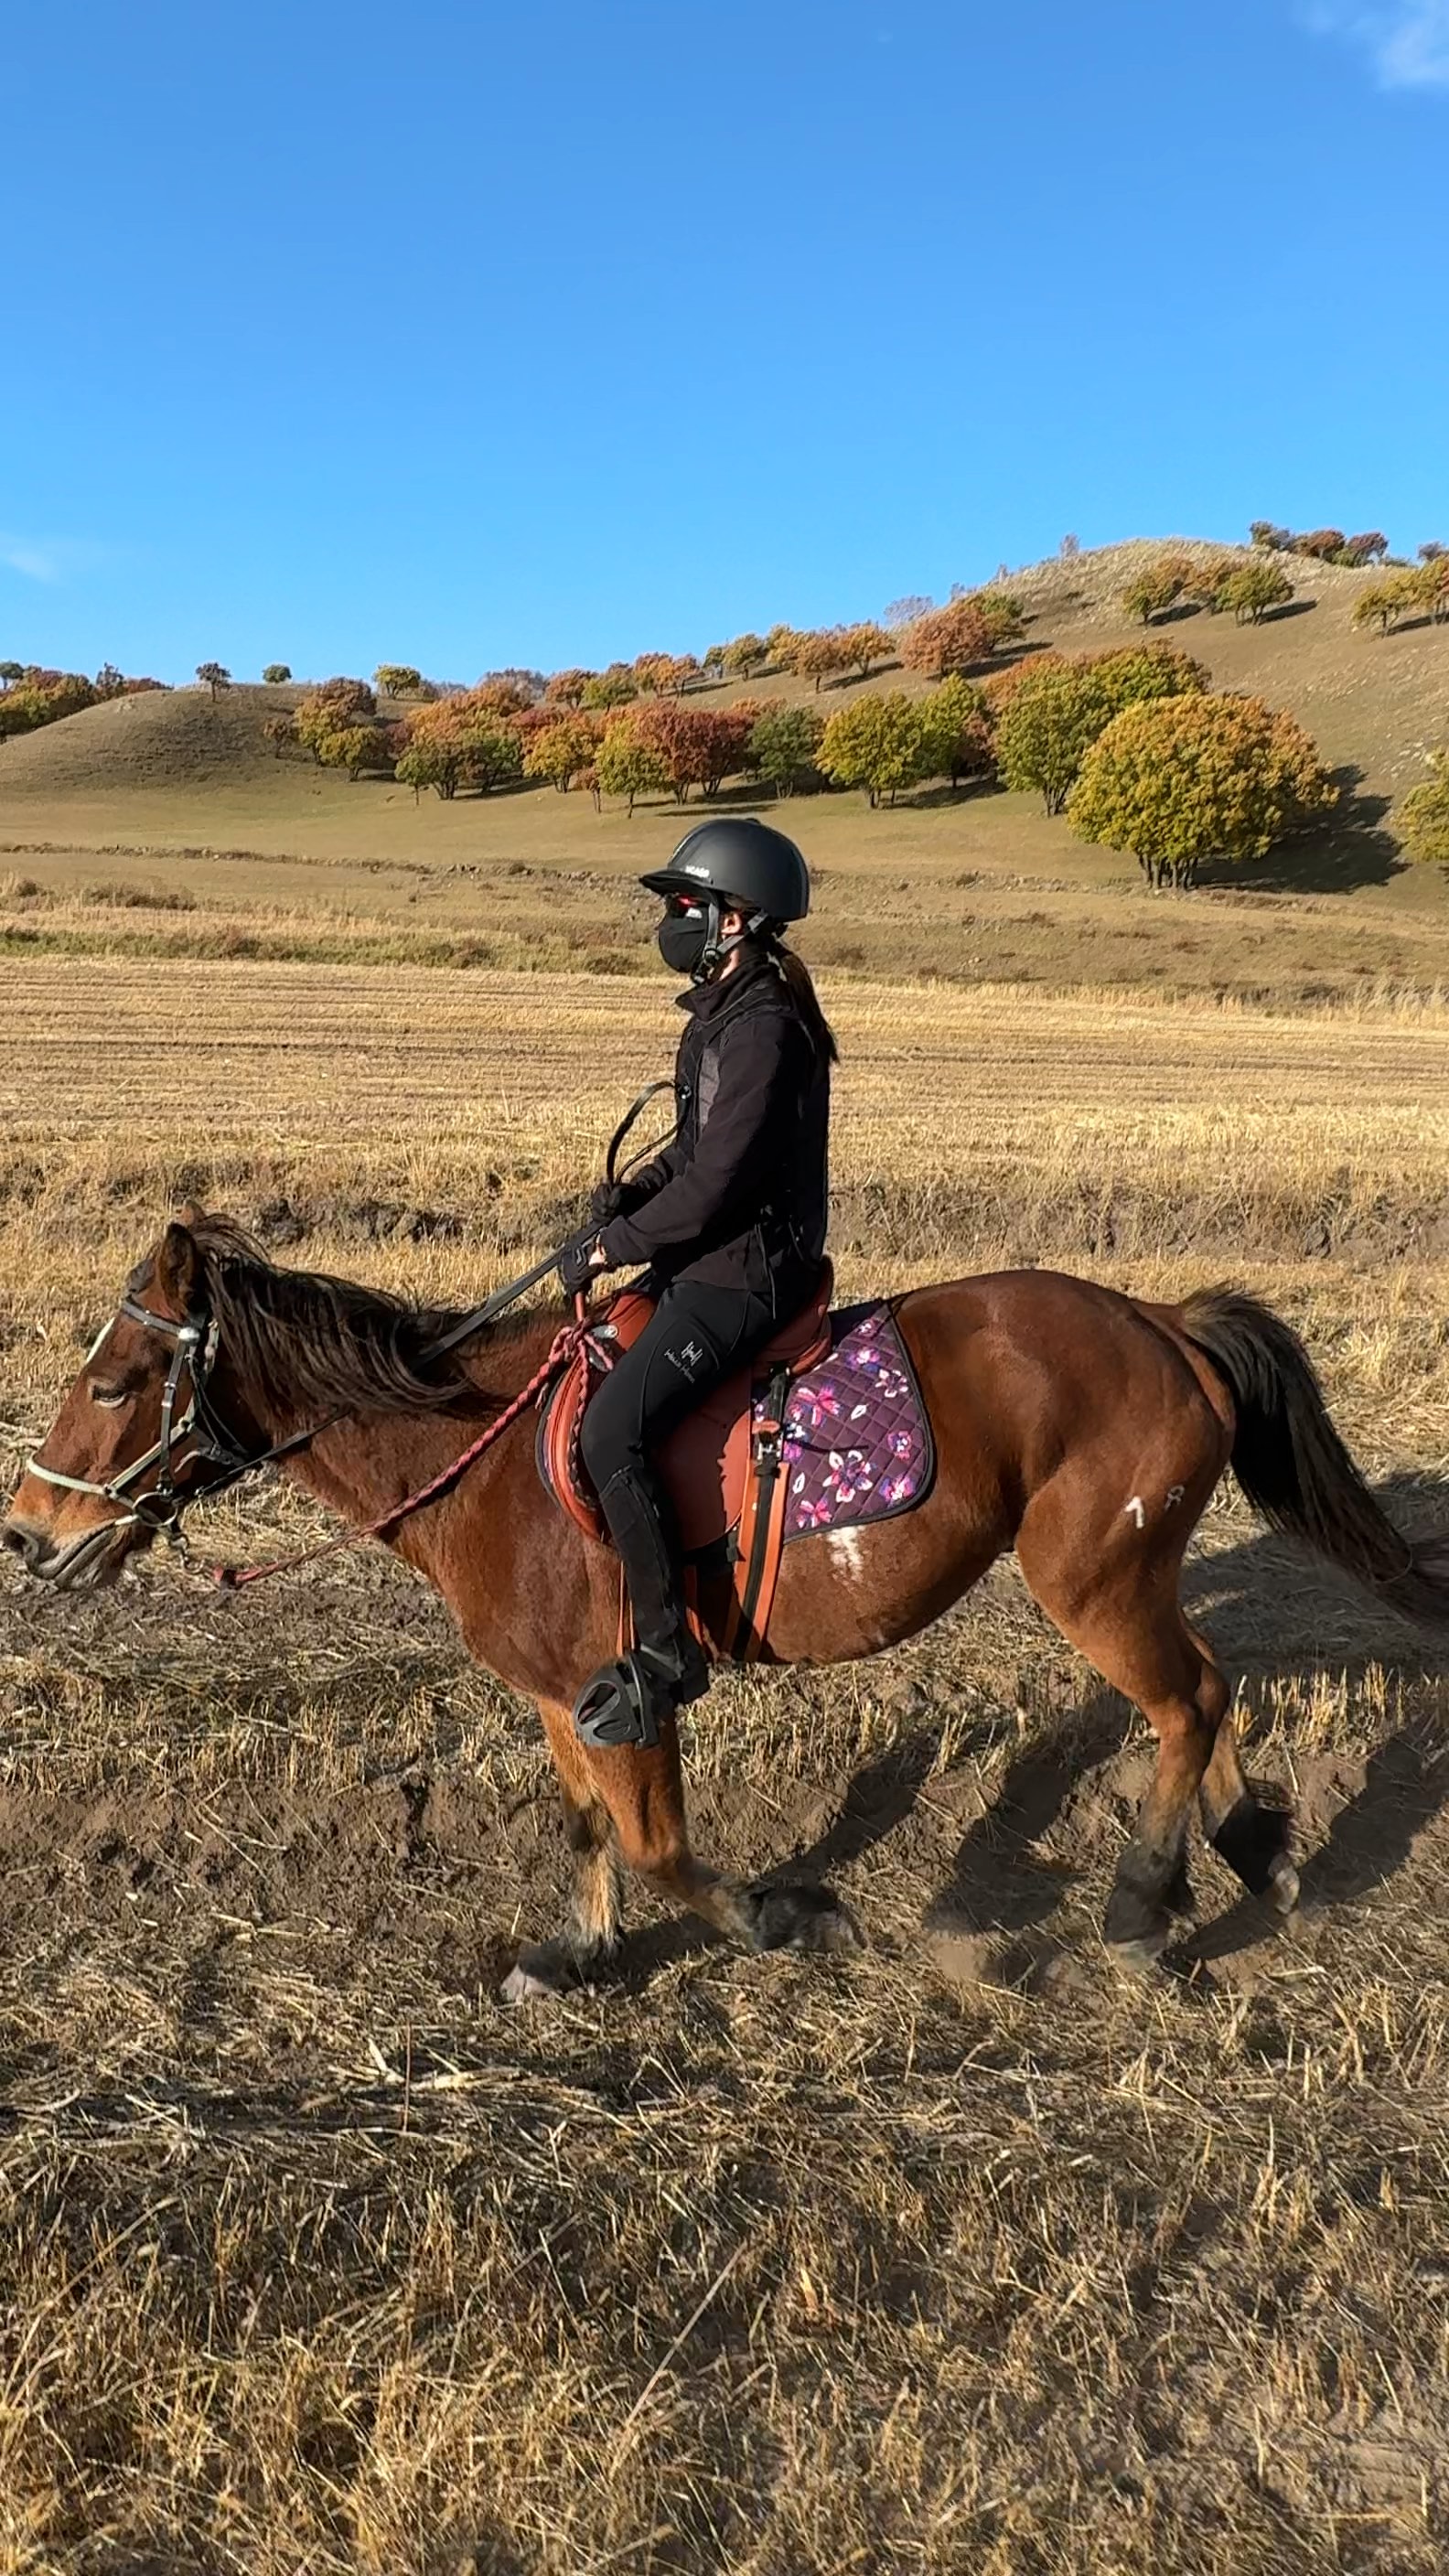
[573,1641,708,1751]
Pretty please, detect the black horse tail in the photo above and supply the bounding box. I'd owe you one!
[1179,1286,1449,1630]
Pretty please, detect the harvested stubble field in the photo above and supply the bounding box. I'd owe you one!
[2,953,1449,2572]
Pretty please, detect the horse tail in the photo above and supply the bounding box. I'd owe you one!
[1178,1285,1449,1630]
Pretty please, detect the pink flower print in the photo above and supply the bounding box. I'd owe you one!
[888,1430,915,1461]
[880,1471,917,1507]
[796,1496,832,1530]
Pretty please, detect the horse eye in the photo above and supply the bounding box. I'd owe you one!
[91,1385,128,1410]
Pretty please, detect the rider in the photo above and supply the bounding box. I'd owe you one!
[560,816,836,1749]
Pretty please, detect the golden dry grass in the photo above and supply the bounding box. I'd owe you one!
[2,950,1448,2571]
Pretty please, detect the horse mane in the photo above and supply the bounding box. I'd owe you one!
[162,1215,549,1422]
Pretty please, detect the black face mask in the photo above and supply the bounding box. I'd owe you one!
[657,903,712,979]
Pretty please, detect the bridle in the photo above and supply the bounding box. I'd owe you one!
[25,1293,320,1551]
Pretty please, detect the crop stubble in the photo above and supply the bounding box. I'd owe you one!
[0,954,1447,2571]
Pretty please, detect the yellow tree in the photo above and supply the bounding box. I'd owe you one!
[1069,693,1336,889]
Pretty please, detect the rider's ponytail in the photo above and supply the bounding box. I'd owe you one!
[765,933,839,1066]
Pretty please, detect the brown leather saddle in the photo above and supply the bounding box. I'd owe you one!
[539,1261,834,1658]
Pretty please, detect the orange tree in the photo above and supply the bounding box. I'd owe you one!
[1069,693,1336,889]
[791,628,852,692]
[841,621,894,680]
[544,667,594,707]
[0,667,99,736]
[897,599,993,679]
[723,632,767,680]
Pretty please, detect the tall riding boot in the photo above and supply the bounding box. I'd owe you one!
[573,1464,709,1749]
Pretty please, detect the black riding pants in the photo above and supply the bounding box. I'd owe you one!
[577,1278,780,1650]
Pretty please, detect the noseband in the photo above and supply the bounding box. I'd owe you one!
[25,1294,300,1545]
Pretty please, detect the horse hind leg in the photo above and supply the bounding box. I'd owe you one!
[1188,1631,1299,1916]
[1016,1522,1230,1967]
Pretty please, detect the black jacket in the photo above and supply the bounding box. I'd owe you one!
[598,946,831,1299]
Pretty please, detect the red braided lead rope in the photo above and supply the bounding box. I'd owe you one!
[211,1321,586,1592]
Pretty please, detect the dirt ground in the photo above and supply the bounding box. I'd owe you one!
[1,940,1447,2569]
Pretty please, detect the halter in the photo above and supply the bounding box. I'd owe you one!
[24,1294,305,1549]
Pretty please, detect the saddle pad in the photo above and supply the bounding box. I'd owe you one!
[772,1302,934,1545]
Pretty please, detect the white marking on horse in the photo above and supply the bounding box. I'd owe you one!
[1165,1483,1186,1511]
[1124,1496,1145,1530]
[85,1319,114,1367]
[829,1528,866,1580]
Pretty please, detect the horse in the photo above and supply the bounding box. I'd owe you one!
[5,1209,1446,1997]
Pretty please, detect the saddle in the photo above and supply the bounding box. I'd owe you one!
[539,1262,835,1659]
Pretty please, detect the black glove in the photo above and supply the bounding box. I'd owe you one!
[588,1177,642,1227]
[558,1235,605,1297]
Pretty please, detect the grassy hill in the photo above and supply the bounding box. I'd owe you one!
[1,541,1445,1008]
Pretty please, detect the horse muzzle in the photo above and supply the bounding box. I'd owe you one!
[1,1508,136,1591]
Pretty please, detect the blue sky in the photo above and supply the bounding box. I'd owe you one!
[3,0,1445,683]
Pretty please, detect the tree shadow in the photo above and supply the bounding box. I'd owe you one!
[1200,767,1401,894]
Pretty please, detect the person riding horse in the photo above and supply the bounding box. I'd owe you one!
[559,817,838,1751]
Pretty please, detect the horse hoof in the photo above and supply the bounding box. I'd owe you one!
[1268,1856,1301,1917]
[1107,1932,1167,1980]
[745,1880,865,1957]
[500,1943,573,2004]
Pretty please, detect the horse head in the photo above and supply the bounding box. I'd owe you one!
[3,1212,231,1590]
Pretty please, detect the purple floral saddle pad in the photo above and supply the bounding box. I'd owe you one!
[758,1301,935,1546]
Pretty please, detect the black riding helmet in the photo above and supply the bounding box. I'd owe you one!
[640,817,810,924]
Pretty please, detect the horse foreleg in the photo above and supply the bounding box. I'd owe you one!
[580,1721,863,1963]
[501,1698,624,2002]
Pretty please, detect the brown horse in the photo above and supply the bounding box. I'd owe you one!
[6,1212,1447,1994]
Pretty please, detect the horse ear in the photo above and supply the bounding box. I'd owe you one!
[179,1197,208,1228]
[156,1222,202,1318]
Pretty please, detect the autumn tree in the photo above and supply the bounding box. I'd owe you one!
[631,652,674,697]
[544,667,594,707]
[1120,553,1197,626]
[701,643,726,680]
[295,678,376,763]
[581,663,638,710]
[722,633,767,680]
[374,664,423,698]
[840,621,894,680]
[917,675,994,789]
[996,646,1208,815]
[1399,751,1449,864]
[1250,522,1293,552]
[401,693,523,796]
[897,598,993,680]
[1419,542,1447,564]
[0,668,100,737]
[1296,528,1347,562]
[318,721,401,782]
[1351,573,1426,636]
[196,662,231,699]
[747,703,824,798]
[765,623,801,668]
[522,716,599,792]
[263,662,292,684]
[595,716,670,815]
[0,662,23,688]
[1214,559,1293,624]
[817,692,933,807]
[1341,532,1389,567]
[628,703,752,801]
[263,712,298,758]
[1068,693,1336,890]
[791,628,852,692]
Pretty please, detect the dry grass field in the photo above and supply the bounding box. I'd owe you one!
[2,945,1449,2571]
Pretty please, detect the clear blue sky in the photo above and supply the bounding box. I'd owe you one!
[4,0,1445,683]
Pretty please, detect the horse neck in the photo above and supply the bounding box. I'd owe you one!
[215,1304,564,1540]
